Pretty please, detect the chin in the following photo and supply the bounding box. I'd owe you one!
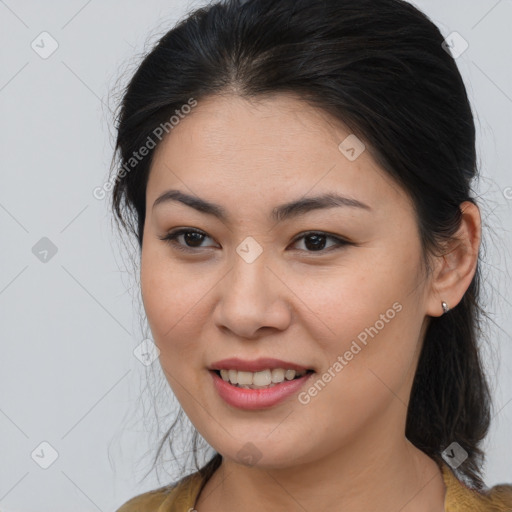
[208,434,311,469]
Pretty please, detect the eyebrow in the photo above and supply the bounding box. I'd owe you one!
[152,189,372,222]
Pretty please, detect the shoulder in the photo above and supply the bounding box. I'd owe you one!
[115,472,204,512]
[442,463,512,511]
[479,482,512,511]
[115,484,175,512]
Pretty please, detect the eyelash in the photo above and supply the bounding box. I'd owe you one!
[158,228,351,254]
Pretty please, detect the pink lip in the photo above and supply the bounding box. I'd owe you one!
[210,370,314,410]
[209,357,310,373]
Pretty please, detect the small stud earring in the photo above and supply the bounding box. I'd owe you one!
[441,301,450,314]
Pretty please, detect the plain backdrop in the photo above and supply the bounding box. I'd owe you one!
[0,0,511,510]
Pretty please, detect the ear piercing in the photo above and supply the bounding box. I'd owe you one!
[441,301,450,314]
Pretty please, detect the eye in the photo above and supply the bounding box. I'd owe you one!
[158,228,351,254]
[158,228,218,252]
[288,231,350,252]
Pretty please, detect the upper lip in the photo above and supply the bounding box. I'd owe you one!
[209,357,311,373]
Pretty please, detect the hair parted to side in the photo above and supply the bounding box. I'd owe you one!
[110,0,491,490]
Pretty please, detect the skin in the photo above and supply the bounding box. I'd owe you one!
[140,93,481,512]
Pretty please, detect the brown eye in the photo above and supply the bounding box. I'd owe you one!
[289,231,350,253]
[303,233,327,251]
[180,231,205,247]
[158,228,218,251]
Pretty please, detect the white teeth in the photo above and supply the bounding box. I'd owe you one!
[237,371,253,385]
[228,369,238,384]
[253,370,272,386]
[271,368,285,383]
[217,368,307,387]
[285,369,296,380]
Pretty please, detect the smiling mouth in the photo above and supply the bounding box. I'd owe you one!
[212,368,315,390]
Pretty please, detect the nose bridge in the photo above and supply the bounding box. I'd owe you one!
[214,242,291,336]
[228,243,272,302]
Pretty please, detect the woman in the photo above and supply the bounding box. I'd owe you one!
[112,0,512,510]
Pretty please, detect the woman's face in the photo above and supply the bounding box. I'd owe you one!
[141,94,435,468]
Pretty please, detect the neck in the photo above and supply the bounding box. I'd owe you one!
[195,413,446,512]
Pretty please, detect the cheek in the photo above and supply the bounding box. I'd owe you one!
[296,246,424,391]
[291,249,417,338]
[140,246,217,408]
[140,245,211,356]
[290,277,422,450]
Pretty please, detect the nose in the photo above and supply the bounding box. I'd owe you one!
[213,253,292,339]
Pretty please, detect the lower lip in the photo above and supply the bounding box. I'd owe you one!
[210,370,314,410]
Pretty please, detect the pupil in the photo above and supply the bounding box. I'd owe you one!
[185,232,203,247]
[305,234,326,251]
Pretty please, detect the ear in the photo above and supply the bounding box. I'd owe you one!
[425,201,481,317]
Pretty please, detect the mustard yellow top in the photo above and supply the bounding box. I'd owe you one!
[116,462,512,511]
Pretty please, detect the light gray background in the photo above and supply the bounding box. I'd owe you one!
[0,0,511,510]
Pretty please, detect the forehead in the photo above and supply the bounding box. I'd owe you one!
[147,93,408,214]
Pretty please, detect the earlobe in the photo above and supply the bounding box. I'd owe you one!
[426,201,481,317]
